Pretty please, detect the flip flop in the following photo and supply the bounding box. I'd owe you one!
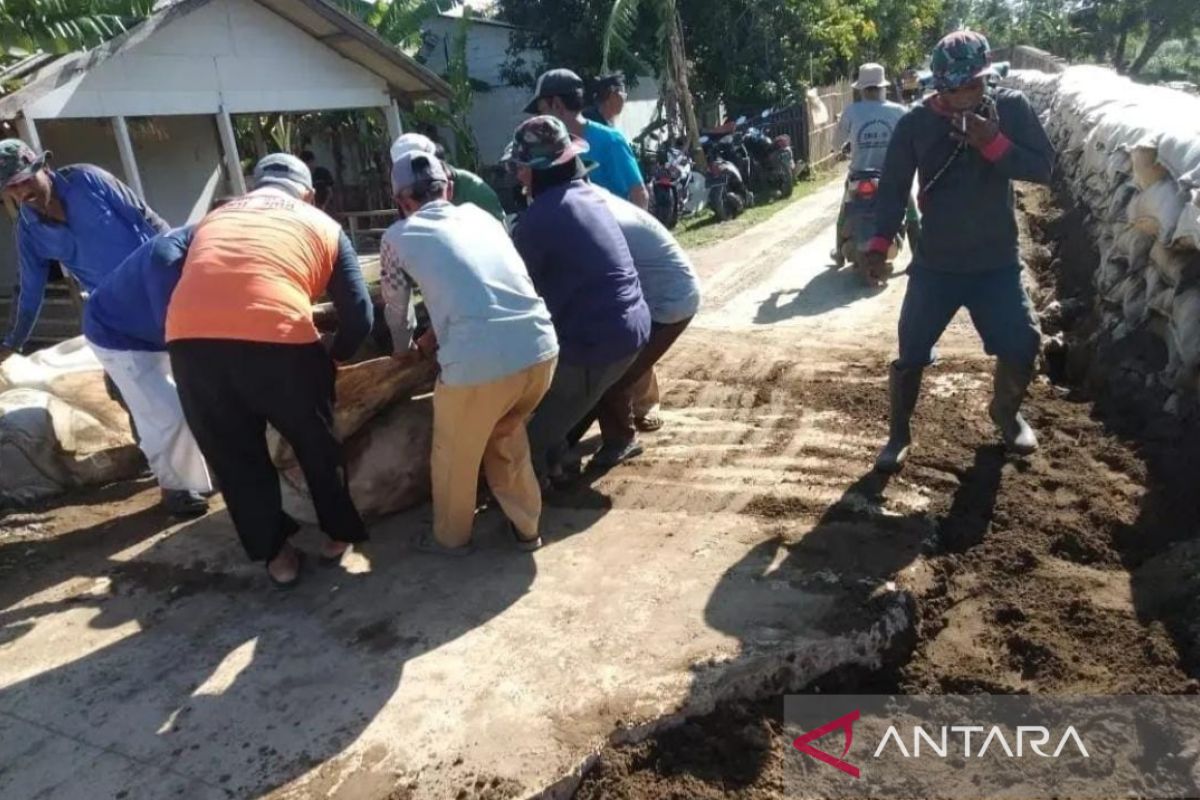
[319,543,352,567]
[509,521,543,553]
[635,414,664,432]
[416,532,475,557]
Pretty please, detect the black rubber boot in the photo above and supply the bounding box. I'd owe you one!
[989,359,1039,455]
[875,362,924,473]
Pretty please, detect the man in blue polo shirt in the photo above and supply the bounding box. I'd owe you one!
[525,68,649,210]
[506,116,650,484]
[0,139,169,359]
[83,226,211,517]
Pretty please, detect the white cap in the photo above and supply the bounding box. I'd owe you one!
[390,133,438,164]
[391,151,448,196]
[252,153,313,197]
[853,63,889,90]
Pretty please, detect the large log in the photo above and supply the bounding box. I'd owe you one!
[280,396,433,523]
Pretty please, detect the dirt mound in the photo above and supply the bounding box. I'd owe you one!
[571,188,1200,799]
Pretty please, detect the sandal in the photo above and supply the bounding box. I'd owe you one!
[635,414,664,433]
[319,542,352,567]
[416,532,475,557]
[509,521,543,553]
[267,551,305,590]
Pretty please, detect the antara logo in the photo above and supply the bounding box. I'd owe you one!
[792,710,862,778]
[792,711,1091,777]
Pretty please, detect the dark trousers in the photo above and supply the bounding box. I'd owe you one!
[168,340,366,562]
[571,317,692,446]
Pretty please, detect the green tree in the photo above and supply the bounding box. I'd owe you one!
[333,0,445,52]
[601,0,704,167]
[0,0,154,60]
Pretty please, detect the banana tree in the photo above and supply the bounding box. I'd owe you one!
[332,0,444,52]
[0,0,154,61]
[601,0,705,169]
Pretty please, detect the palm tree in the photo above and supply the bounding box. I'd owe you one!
[0,0,154,60]
[601,0,705,168]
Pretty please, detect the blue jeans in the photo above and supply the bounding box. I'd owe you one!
[897,265,1041,370]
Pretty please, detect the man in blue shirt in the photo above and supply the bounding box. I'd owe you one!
[505,116,650,484]
[525,68,649,210]
[0,139,169,359]
[83,227,211,517]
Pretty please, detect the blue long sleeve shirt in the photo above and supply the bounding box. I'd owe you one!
[83,226,195,352]
[514,180,650,367]
[5,165,169,349]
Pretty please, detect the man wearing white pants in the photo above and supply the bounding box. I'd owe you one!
[83,226,211,516]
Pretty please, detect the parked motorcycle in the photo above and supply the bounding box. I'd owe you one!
[650,144,693,230]
[835,168,902,286]
[700,135,752,222]
[742,111,796,198]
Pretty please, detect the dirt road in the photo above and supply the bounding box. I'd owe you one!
[1,180,1197,800]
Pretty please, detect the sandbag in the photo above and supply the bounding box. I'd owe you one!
[1153,117,1200,184]
[1150,241,1195,286]
[0,387,141,505]
[1169,288,1200,375]
[280,397,433,524]
[0,337,140,505]
[1131,146,1169,190]
[1129,178,1186,244]
[1171,189,1200,250]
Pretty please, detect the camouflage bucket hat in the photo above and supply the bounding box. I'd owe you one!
[930,30,998,90]
[0,139,48,187]
[502,115,590,170]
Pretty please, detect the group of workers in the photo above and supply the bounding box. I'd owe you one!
[0,28,1049,589]
[0,63,699,587]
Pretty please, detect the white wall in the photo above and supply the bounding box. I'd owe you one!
[131,115,227,224]
[19,0,394,119]
[422,16,661,164]
[0,115,228,289]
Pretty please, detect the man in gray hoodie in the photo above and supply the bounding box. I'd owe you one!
[867,30,1055,473]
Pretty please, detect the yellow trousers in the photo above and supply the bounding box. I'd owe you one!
[432,358,556,548]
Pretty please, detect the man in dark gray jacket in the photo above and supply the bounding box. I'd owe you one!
[866,30,1055,472]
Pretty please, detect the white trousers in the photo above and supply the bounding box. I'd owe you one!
[89,343,213,493]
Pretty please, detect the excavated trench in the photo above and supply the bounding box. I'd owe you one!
[552,183,1200,800]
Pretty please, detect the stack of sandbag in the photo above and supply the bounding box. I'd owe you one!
[1006,65,1200,403]
[0,337,140,505]
[275,357,437,523]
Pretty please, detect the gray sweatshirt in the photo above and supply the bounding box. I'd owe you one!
[874,87,1055,273]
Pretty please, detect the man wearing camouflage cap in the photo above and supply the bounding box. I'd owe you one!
[0,139,168,359]
[867,30,1054,473]
[505,115,650,483]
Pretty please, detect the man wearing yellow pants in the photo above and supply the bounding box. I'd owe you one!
[381,151,559,555]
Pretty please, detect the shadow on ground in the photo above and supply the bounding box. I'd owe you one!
[754,266,887,325]
[0,493,610,798]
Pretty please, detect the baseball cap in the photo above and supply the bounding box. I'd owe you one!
[390,132,438,164]
[0,139,49,187]
[391,151,448,195]
[592,71,627,98]
[502,115,590,170]
[930,30,999,91]
[252,153,313,196]
[523,68,585,114]
[852,63,889,90]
